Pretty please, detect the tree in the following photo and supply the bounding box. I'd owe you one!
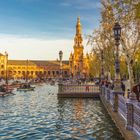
[111,0,140,90]
[87,0,116,79]
[88,0,140,91]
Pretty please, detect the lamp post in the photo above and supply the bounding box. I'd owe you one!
[113,22,121,91]
[26,59,29,83]
[135,59,138,83]
[69,60,72,78]
[101,50,104,82]
[59,50,63,82]
[5,52,8,85]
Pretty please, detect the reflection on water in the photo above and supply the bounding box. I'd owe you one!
[0,84,124,140]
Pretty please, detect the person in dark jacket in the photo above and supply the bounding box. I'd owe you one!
[132,84,140,101]
[121,82,125,92]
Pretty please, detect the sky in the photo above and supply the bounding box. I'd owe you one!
[0,0,101,60]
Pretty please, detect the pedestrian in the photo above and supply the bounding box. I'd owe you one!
[121,82,125,91]
[86,85,89,92]
[132,84,140,101]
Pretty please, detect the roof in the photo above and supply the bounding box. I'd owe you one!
[8,60,69,66]
[0,53,4,56]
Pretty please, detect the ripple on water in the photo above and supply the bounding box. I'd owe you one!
[0,85,124,140]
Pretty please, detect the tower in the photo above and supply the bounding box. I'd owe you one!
[73,17,84,78]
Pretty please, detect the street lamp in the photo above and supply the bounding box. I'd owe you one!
[5,52,8,85]
[135,59,138,83]
[59,50,63,82]
[101,50,104,82]
[113,22,121,91]
[26,59,29,83]
[69,60,72,78]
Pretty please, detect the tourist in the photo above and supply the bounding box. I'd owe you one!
[86,85,89,92]
[132,83,140,101]
[121,81,125,92]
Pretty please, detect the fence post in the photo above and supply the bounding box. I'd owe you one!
[112,91,124,112]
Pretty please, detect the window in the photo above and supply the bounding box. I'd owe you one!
[52,71,55,75]
[1,65,4,68]
[56,71,59,75]
[48,71,50,75]
[22,71,25,75]
[1,71,4,75]
[64,71,67,75]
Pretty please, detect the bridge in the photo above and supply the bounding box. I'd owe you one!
[58,83,100,98]
[58,83,140,140]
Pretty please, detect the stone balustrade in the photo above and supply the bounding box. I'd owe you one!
[58,83,100,98]
[101,86,140,137]
[59,83,99,93]
[118,95,127,121]
[133,104,140,136]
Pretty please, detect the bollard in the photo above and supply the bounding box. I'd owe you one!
[112,91,124,112]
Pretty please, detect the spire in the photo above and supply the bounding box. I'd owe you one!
[74,17,83,48]
[76,17,82,35]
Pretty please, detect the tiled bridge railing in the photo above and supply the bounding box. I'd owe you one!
[118,94,127,121]
[133,104,140,136]
[101,86,140,137]
[58,84,100,93]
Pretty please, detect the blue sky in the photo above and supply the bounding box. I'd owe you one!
[0,0,101,60]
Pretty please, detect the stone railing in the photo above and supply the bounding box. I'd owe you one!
[58,83,100,93]
[101,86,140,137]
[133,104,140,136]
[118,95,127,121]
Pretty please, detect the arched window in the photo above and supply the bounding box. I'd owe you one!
[64,71,67,75]
[56,71,59,75]
[48,71,50,75]
[52,71,55,75]
[1,65,4,68]
[1,71,4,75]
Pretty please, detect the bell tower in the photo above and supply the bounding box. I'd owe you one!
[73,17,84,78]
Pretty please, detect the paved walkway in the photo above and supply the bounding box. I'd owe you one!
[100,95,139,140]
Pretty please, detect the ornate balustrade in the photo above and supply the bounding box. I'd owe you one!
[133,104,140,136]
[110,90,114,106]
[58,83,100,98]
[118,95,127,121]
[59,84,99,93]
[101,86,140,137]
[104,87,110,101]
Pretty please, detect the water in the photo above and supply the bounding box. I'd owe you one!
[0,84,124,140]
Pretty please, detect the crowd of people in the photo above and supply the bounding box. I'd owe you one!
[100,78,140,102]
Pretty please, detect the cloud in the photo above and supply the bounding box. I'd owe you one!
[0,34,72,60]
[60,0,101,10]
[16,0,41,3]
[60,2,71,7]
[0,34,91,60]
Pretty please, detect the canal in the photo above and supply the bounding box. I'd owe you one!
[0,84,124,140]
